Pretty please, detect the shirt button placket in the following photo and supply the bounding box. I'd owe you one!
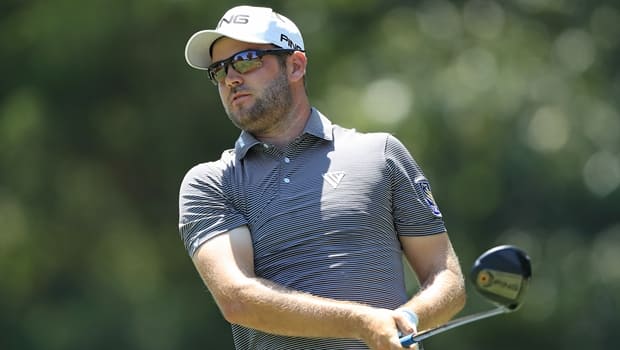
[283,156,291,184]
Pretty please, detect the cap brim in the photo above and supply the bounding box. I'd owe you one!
[185,29,276,70]
[185,30,224,70]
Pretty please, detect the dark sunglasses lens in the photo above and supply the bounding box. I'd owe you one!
[231,51,261,74]
[234,50,258,61]
[232,59,262,74]
[208,50,275,85]
[208,63,226,85]
[212,66,226,84]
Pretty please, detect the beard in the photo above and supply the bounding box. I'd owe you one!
[224,68,293,135]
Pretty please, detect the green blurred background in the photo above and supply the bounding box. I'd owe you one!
[1,0,619,349]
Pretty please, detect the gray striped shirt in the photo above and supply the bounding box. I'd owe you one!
[178,108,446,349]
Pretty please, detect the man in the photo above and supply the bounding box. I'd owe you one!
[178,5,465,350]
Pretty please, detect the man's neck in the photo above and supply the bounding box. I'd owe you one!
[255,102,311,149]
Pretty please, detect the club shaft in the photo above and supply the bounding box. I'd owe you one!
[400,307,509,347]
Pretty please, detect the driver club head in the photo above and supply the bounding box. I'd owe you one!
[400,245,533,347]
[470,245,532,311]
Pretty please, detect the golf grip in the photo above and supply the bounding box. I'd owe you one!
[399,307,508,347]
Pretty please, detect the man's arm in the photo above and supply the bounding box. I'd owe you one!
[398,232,466,331]
[191,225,411,349]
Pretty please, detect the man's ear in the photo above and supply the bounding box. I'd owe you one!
[288,51,307,83]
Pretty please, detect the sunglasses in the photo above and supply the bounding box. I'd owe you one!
[207,48,297,86]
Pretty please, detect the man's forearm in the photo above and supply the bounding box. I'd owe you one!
[400,266,466,331]
[215,275,378,339]
[191,227,404,346]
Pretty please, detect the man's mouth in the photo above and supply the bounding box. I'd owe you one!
[231,92,251,104]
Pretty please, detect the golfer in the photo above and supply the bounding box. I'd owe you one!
[178,5,465,350]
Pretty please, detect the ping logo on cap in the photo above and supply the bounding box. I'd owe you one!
[217,14,250,27]
[280,34,302,50]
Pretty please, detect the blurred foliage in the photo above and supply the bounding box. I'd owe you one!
[1,0,619,349]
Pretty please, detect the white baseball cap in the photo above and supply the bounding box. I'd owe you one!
[185,6,305,70]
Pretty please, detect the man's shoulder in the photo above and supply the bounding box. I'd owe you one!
[332,123,395,147]
[181,149,237,184]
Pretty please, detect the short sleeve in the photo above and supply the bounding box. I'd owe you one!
[178,162,248,256]
[385,135,447,236]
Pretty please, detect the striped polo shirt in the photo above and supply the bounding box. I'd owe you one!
[178,108,446,350]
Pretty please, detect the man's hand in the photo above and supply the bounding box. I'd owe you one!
[358,308,418,350]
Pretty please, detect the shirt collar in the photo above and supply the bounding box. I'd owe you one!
[234,107,333,160]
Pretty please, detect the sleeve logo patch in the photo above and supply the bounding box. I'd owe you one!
[414,176,442,218]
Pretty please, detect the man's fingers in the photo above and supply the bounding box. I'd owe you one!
[395,309,418,335]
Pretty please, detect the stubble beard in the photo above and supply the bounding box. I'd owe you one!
[225,70,293,135]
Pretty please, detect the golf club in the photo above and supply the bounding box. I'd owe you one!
[400,245,532,348]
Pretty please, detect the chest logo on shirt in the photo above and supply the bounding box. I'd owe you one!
[414,176,442,217]
[323,171,346,189]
